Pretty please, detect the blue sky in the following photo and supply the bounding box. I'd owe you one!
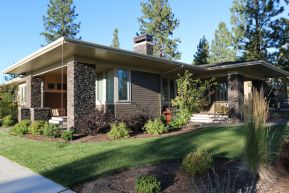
[0,0,238,81]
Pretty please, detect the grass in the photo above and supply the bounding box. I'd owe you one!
[0,125,287,187]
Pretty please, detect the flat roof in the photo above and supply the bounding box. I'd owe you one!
[3,37,204,75]
[2,37,289,79]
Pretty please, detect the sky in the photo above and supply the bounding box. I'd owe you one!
[0,0,237,82]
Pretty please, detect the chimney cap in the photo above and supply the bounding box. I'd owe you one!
[134,34,153,43]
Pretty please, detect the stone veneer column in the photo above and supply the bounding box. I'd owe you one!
[67,62,96,131]
[228,74,244,121]
[25,76,42,108]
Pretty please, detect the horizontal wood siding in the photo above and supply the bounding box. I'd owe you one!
[115,70,161,118]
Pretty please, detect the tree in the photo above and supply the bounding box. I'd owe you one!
[111,28,120,48]
[193,36,210,65]
[138,0,181,60]
[270,15,289,70]
[209,22,236,63]
[41,0,81,44]
[230,0,287,61]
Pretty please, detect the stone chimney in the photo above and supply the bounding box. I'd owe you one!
[133,34,153,55]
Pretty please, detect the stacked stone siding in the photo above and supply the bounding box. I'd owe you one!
[26,76,42,108]
[30,108,51,122]
[228,74,244,121]
[18,108,31,122]
[67,62,96,131]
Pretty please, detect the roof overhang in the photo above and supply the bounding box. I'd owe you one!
[3,37,204,75]
[198,60,289,80]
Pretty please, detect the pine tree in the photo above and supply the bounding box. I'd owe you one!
[193,36,210,65]
[231,0,287,61]
[41,0,81,44]
[271,15,289,70]
[138,0,181,60]
[111,28,120,48]
[209,22,236,64]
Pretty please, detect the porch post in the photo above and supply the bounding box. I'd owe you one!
[18,76,50,122]
[227,74,244,121]
[67,62,96,131]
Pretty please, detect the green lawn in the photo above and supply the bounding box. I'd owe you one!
[0,125,287,187]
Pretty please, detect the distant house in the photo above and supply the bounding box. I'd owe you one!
[3,35,289,130]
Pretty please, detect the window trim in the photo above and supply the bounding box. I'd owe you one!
[116,68,131,102]
[18,83,26,106]
[161,78,177,105]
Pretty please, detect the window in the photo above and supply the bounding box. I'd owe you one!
[96,70,114,103]
[170,80,176,100]
[56,83,67,90]
[118,69,129,101]
[47,83,55,90]
[162,78,169,101]
[106,70,114,102]
[216,82,228,101]
[18,83,26,105]
[96,72,105,101]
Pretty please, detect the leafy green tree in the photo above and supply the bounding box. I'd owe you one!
[230,0,287,61]
[0,85,18,119]
[138,0,181,60]
[209,22,236,63]
[111,28,120,48]
[41,0,81,44]
[171,70,216,113]
[193,36,210,65]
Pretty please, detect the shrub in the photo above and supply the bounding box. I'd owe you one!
[9,120,30,135]
[2,115,17,127]
[169,109,191,129]
[135,176,161,193]
[143,118,168,134]
[42,123,61,138]
[0,87,18,120]
[28,121,46,135]
[80,110,115,135]
[120,107,154,134]
[61,130,74,141]
[182,149,213,176]
[107,122,130,139]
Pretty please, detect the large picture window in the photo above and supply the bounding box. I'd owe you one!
[162,78,176,102]
[96,70,114,103]
[118,69,129,101]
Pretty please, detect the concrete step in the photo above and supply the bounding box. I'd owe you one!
[51,117,67,122]
[190,114,228,123]
[48,120,63,125]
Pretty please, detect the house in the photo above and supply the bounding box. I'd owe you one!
[3,35,289,130]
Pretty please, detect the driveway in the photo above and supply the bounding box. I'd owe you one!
[0,156,75,193]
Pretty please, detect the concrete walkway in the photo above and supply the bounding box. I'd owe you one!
[0,156,75,193]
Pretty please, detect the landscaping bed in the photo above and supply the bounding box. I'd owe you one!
[75,157,289,193]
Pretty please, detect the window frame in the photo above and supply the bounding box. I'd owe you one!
[116,68,131,102]
[18,83,26,106]
[161,78,177,105]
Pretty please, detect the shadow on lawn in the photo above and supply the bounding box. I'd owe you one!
[40,126,246,188]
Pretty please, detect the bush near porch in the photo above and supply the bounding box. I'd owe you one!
[1,125,287,188]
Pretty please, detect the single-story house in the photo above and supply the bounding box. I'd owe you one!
[3,35,289,130]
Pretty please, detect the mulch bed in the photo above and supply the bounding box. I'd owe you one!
[20,123,203,143]
[74,157,289,193]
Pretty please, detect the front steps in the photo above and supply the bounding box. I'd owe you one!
[190,113,229,123]
[48,116,67,128]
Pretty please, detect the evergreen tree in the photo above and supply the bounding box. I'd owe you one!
[111,28,120,48]
[138,0,181,60]
[193,36,210,65]
[41,0,81,44]
[270,13,289,70]
[230,0,287,61]
[209,22,236,64]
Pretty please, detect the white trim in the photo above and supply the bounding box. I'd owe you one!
[133,41,154,47]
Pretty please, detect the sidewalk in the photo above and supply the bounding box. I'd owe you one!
[0,156,75,193]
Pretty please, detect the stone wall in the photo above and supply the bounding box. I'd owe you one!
[25,76,42,108]
[67,62,96,131]
[228,74,244,121]
[30,108,51,122]
[18,108,31,122]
